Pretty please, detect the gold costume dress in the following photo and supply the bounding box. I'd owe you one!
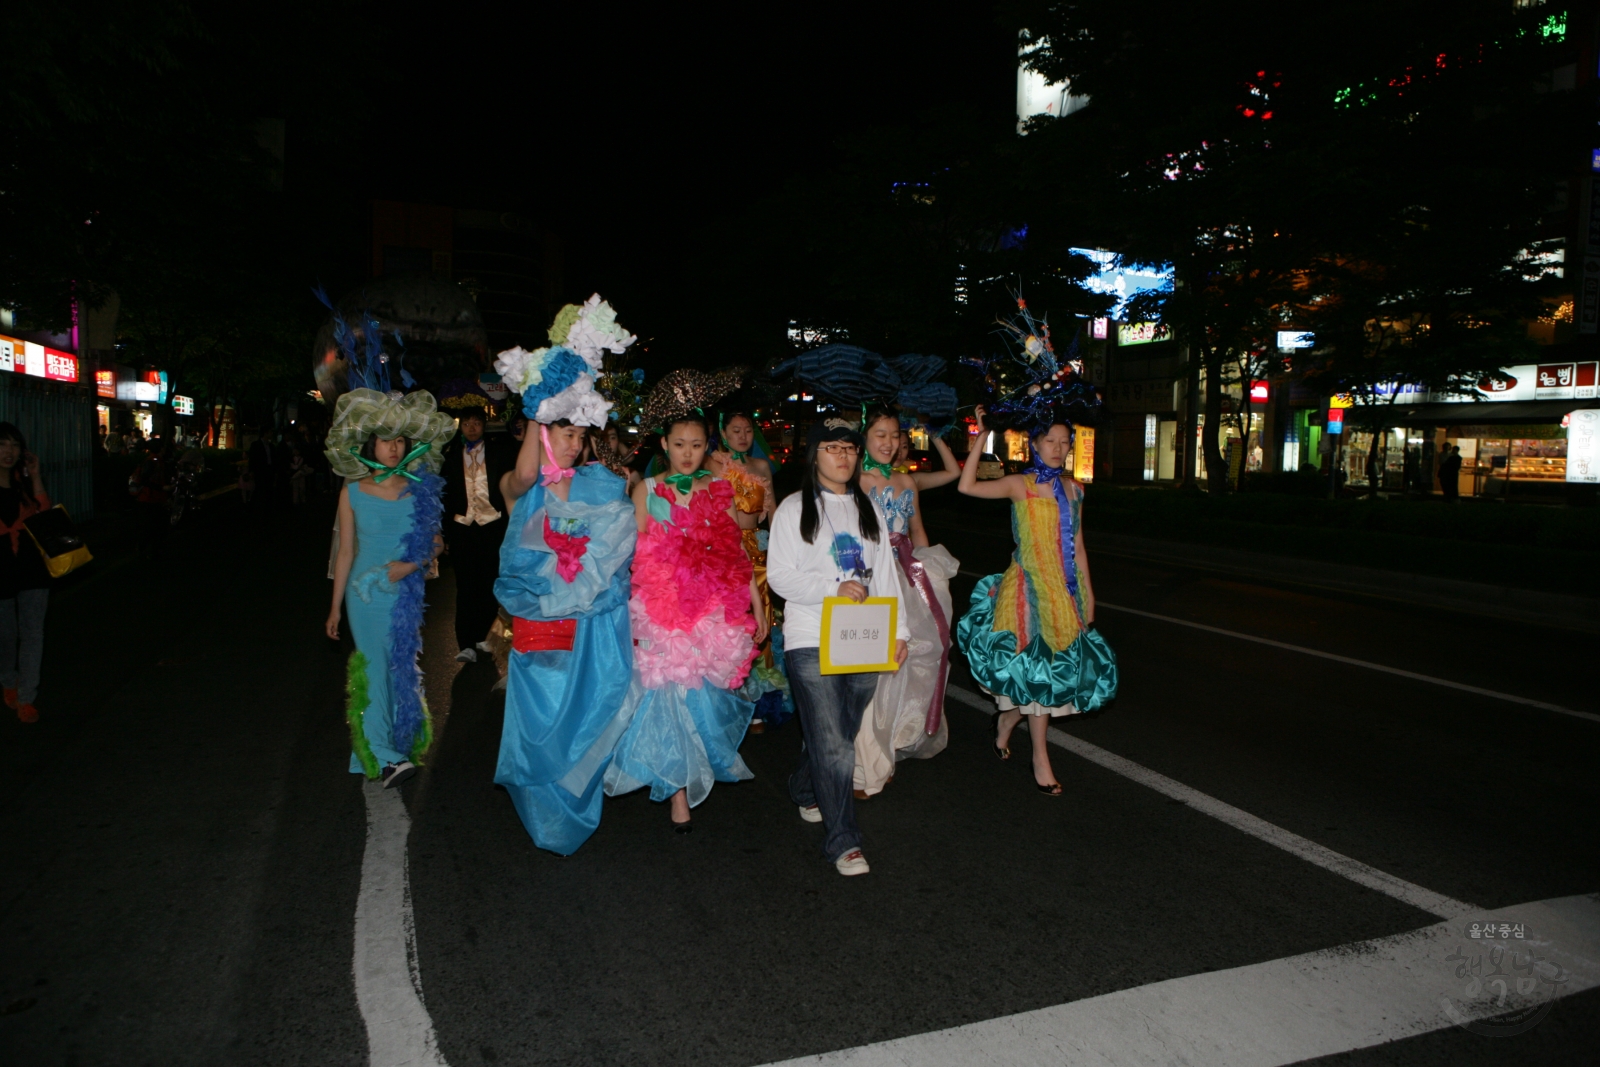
[722,459,792,724]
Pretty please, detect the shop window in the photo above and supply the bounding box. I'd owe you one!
[1143,414,1157,481]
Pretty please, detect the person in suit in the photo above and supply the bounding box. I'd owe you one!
[440,401,513,661]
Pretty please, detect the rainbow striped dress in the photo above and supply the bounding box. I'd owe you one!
[955,478,1118,714]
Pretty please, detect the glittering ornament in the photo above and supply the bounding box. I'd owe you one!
[642,368,745,433]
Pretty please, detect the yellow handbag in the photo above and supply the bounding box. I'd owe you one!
[24,505,94,579]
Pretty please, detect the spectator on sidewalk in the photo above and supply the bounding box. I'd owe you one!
[1439,445,1462,502]
[0,423,52,723]
[130,442,173,560]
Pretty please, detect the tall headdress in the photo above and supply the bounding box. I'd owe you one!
[962,294,1100,436]
[494,293,635,427]
[771,345,958,431]
[314,285,416,394]
[642,368,745,434]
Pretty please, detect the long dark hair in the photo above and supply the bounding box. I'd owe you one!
[0,422,35,502]
[798,434,880,545]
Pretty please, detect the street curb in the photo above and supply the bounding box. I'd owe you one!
[1084,530,1600,634]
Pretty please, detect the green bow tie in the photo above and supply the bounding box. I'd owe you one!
[663,469,709,494]
[350,442,431,483]
[861,456,894,478]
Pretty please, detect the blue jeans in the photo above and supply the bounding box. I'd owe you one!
[786,648,878,862]
[0,589,48,704]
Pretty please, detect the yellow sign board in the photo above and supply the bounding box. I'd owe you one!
[818,597,900,675]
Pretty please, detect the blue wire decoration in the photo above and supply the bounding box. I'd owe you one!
[771,345,959,430]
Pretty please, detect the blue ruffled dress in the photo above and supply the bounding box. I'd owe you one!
[493,466,637,855]
[955,477,1118,714]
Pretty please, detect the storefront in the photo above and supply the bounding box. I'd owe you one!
[0,332,95,518]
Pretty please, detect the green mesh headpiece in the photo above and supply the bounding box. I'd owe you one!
[324,388,459,480]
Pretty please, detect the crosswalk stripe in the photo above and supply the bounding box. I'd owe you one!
[756,893,1600,1067]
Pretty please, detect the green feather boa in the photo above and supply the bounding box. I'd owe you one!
[346,651,379,779]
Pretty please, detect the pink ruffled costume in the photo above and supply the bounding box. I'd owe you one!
[603,478,760,806]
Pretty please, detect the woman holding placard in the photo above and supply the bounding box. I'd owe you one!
[602,370,766,834]
[954,403,1118,796]
[768,419,909,877]
[851,405,959,798]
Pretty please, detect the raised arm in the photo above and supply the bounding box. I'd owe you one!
[956,406,1021,501]
[910,434,959,491]
[501,419,546,504]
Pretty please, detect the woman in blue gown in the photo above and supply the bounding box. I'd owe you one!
[489,304,639,855]
[324,388,458,787]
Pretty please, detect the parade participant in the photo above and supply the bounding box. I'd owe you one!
[324,388,457,787]
[954,301,1117,795]
[896,428,961,490]
[851,405,959,798]
[438,381,513,663]
[0,423,52,723]
[603,370,765,834]
[768,419,908,876]
[491,296,639,855]
[709,409,791,733]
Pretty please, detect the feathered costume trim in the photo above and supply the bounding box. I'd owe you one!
[386,471,444,760]
[346,650,379,779]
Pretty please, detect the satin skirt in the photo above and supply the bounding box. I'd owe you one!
[603,677,756,807]
[853,538,957,795]
[956,573,1119,714]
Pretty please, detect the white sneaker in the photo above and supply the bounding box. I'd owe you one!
[475,640,494,653]
[834,849,869,876]
[798,804,822,823]
[456,647,478,663]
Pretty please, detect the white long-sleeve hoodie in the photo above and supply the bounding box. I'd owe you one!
[768,488,910,652]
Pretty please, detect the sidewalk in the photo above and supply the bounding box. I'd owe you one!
[1084,530,1599,634]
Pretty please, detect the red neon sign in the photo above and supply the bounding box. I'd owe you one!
[44,348,78,383]
[1249,381,1270,402]
[95,369,116,398]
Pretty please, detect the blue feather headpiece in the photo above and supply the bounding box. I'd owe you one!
[314,285,415,394]
[961,294,1100,437]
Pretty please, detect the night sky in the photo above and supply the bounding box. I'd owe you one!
[354,2,1016,337]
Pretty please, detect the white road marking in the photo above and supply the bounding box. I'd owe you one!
[354,785,450,1067]
[756,893,1600,1067]
[952,568,1595,723]
[1095,601,1598,723]
[946,686,1478,919]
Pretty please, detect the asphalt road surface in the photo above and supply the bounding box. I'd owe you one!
[2,494,1596,1067]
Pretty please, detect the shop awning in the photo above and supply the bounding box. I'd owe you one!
[1342,398,1600,426]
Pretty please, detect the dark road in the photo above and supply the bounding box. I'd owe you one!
[2,499,1596,1067]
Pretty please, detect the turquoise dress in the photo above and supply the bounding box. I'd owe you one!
[345,483,425,773]
[494,466,637,855]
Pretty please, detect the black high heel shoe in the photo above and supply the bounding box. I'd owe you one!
[985,716,1011,758]
[672,819,693,835]
[1035,780,1063,796]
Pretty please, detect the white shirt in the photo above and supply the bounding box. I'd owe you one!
[768,489,909,652]
[455,441,503,526]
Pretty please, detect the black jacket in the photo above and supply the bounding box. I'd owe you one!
[441,434,513,526]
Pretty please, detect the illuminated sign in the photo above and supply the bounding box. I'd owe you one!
[1326,408,1345,434]
[95,370,116,398]
[1276,331,1315,351]
[1567,409,1600,483]
[1072,426,1095,482]
[1091,318,1108,340]
[172,395,195,416]
[1117,322,1166,346]
[1329,394,1354,409]
[1249,381,1270,402]
[0,337,12,373]
[1073,248,1174,319]
[23,342,45,377]
[44,349,78,382]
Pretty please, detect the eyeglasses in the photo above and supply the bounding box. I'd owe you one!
[819,443,859,457]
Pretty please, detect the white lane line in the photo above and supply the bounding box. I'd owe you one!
[946,686,1478,920]
[354,785,450,1067]
[1094,601,1599,723]
[953,568,1595,723]
[756,893,1600,1067]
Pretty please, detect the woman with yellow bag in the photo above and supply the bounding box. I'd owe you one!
[0,423,52,723]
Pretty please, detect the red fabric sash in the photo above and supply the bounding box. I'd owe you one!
[512,616,577,652]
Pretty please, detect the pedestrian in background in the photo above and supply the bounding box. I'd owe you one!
[0,423,52,723]
[438,389,511,662]
[1439,445,1462,502]
[129,442,173,560]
